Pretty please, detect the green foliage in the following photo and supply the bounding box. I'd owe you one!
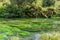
[0,1,56,18]
[6,19,58,32]
[0,18,60,39]
[0,7,7,17]
[42,0,55,7]
[0,0,59,18]
[56,7,60,17]
[40,32,60,40]
[11,0,35,6]
[4,4,19,18]
[0,24,30,39]
[0,34,8,40]
[0,4,23,18]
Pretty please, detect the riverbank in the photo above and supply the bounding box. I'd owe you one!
[0,18,60,32]
[0,18,60,40]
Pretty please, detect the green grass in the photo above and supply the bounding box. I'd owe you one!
[0,18,60,32]
[0,18,60,35]
[0,18,60,40]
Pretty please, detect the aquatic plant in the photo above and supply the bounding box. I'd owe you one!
[40,32,60,40]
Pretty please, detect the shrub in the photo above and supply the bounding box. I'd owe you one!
[0,4,19,18]
[46,8,56,18]
[0,7,7,17]
[0,4,56,18]
[0,4,25,18]
[24,5,47,18]
[42,0,55,7]
[5,4,19,18]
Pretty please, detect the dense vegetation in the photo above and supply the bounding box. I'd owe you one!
[0,0,57,18]
[0,18,60,40]
[0,0,60,40]
[42,0,55,7]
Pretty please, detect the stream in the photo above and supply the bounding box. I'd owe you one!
[1,32,59,40]
[19,32,59,40]
[20,33,41,40]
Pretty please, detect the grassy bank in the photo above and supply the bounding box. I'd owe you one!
[0,18,60,32]
[0,18,60,40]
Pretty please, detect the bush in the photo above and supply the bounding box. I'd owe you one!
[5,4,19,18]
[0,4,26,18]
[42,0,55,7]
[46,8,56,18]
[0,7,7,17]
[0,4,19,18]
[0,4,56,18]
[56,7,60,17]
[23,5,47,18]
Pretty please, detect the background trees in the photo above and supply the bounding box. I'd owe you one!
[0,0,56,18]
